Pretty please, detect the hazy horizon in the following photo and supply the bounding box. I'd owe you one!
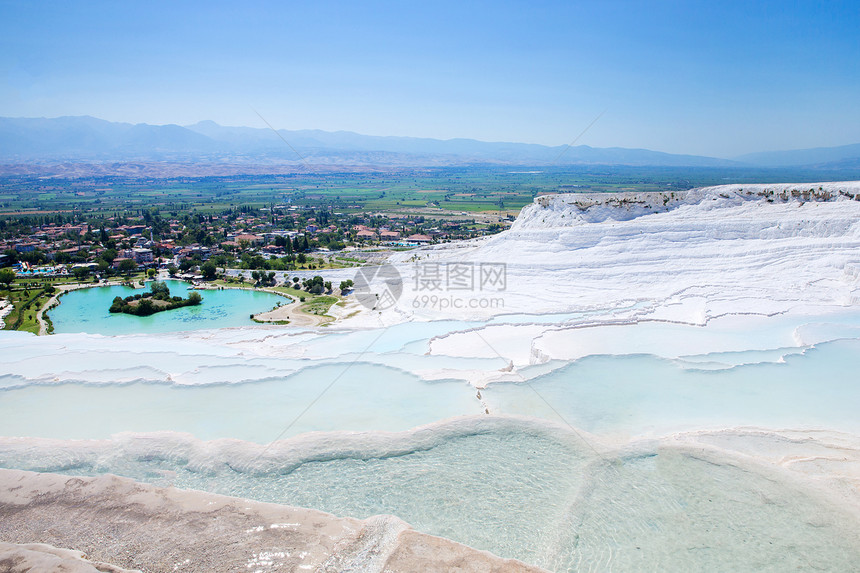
[2,1,859,158]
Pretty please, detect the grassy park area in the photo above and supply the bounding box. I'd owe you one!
[1,283,55,334]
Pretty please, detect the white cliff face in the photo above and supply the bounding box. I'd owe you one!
[510,182,860,230]
[384,182,860,324]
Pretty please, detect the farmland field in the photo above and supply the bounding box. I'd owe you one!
[2,164,849,222]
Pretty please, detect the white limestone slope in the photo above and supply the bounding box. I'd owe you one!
[381,182,860,325]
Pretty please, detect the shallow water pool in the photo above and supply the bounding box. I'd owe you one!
[48,280,285,335]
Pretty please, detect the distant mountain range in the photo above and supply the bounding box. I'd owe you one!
[735,143,860,168]
[0,115,858,170]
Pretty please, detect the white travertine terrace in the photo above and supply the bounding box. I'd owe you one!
[381,182,860,323]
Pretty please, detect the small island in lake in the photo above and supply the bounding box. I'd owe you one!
[109,281,202,316]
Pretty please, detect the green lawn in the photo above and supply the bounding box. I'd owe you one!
[1,286,54,334]
[299,295,339,316]
[268,285,308,299]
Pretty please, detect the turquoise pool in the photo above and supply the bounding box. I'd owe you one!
[48,280,286,335]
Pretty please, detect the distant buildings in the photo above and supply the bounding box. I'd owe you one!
[122,225,146,236]
[111,257,135,270]
[1,196,506,279]
[234,234,264,246]
[406,234,432,244]
[14,242,38,253]
[131,248,153,264]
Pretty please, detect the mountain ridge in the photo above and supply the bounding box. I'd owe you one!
[1,115,858,169]
[734,143,860,168]
[0,115,736,167]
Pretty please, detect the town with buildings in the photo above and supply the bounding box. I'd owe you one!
[0,204,507,279]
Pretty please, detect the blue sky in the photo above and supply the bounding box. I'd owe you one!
[1,0,858,157]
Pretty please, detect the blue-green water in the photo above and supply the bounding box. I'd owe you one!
[3,419,859,571]
[487,340,860,436]
[48,280,285,335]
[4,309,860,571]
[0,363,480,441]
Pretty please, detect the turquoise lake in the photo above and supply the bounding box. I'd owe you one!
[48,280,286,335]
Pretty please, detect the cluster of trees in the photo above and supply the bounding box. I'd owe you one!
[201,261,217,280]
[167,258,218,280]
[235,252,326,271]
[232,272,355,297]
[109,281,202,316]
[250,270,276,287]
[175,251,329,274]
[170,253,331,280]
[272,232,345,252]
[272,234,310,253]
[3,248,46,267]
[0,267,16,288]
[291,275,331,295]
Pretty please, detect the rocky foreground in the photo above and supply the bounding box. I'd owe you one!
[0,469,544,573]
